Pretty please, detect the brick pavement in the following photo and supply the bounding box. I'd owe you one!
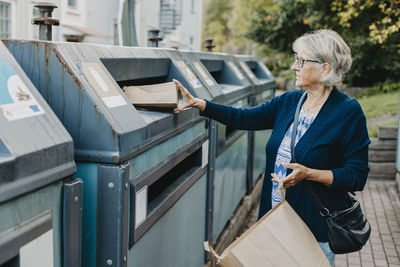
[334,180,400,267]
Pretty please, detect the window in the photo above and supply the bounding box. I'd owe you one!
[190,36,193,45]
[0,1,11,39]
[32,6,38,17]
[32,6,39,39]
[113,22,119,45]
[68,0,77,8]
[191,0,195,11]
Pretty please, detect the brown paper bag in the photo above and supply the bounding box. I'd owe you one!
[204,182,330,267]
[122,82,178,109]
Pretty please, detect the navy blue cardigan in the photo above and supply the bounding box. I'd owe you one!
[201,88,370,242]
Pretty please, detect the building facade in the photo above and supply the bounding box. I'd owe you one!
[0,0,203,50]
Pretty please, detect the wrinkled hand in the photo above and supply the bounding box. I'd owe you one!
[271,163,310,189]
[173,79,205,112]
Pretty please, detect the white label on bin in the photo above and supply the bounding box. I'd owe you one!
[80,62,127,108]
[193,62,214,86]
[202,140,209,169]
[20,229,54,267]
[0,61,45,121]
[239,61,256,80]
[89,66,109,92]
[175,60,201,88]
[228,61,245,80]
[135,186,148,228]
[102,95,127,108]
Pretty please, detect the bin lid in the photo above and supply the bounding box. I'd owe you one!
[233,55,275,95]
[0,42,75,203]
[4,41,207,164]
[179,51,252,105]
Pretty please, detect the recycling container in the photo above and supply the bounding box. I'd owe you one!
[234,55,276,188]
[179,51,253,242]
[0,42,81,267]
[4,41,211,267]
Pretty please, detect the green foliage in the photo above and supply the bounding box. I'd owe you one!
[202,0,233,51]
[357,91,399,119]
[359,80,400,97]
[333,0,400,45]
[254,44,294,80]
[367,120,398,137]
[231,0,275,51]
[357,91,398,137]
[245,0,400,86]
[247,0,335,53]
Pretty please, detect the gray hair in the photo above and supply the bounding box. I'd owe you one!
[292,29,352,86]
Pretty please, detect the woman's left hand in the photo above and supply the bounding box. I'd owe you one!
[271,163,310,189]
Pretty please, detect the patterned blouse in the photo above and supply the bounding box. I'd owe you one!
[271,107,318,207]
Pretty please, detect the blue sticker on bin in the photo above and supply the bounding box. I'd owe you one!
[0,61,45,121]
[0,61,16,105]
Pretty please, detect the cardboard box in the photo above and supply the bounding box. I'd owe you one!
[205,200,330,267]
[122,82,178,109]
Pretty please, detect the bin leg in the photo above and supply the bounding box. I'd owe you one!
[97,163,129,267]
[63,178,83,267]
[205,119,217,262]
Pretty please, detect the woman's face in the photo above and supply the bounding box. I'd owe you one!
[291,51,324,89]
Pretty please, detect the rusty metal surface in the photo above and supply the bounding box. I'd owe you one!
[0,42,75,203]
[32,18,60,25]
[4,40,209,164]
[32,2,59,41]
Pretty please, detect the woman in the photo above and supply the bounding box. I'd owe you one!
[174,29,370,265]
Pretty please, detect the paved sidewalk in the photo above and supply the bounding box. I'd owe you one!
[242,180,400,267]
[334,180,400,267]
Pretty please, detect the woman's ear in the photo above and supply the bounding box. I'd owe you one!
[321,63,331,77]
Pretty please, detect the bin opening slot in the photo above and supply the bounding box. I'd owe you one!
[200,59,241,86]
[245,61,270,79]
[2,255,19,266]
[147,148,202,213]
[100,57,197,99]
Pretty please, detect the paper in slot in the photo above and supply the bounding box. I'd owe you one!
[122,82,178,110]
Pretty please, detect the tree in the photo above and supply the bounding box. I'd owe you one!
[247,0,400,86]
[202,0,233,51]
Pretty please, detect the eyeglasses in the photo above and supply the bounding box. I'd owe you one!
[294,54,324,68]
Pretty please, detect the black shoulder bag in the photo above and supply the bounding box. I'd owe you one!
[290,92,371,254]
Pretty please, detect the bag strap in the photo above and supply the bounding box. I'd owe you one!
[290,92,307,163]
[290,91,330,217]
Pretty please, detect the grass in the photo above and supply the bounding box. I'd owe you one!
[356,91,399,137]
[367,119,398,137]
[357,91,399,120]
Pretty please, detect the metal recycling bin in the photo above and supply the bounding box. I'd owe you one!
[4,40,211,267]
[234,55,276,188]
[0,42,81,267]
[179,51,253,242]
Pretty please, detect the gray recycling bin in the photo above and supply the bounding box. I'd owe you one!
[4,40,210,267]
[179,51,252,242]
[234,55,276,188]
[0,42,81,267]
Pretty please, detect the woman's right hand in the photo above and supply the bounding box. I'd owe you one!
[173,79,206,112]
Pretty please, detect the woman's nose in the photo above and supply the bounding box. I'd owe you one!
[291,62,299,71]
